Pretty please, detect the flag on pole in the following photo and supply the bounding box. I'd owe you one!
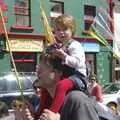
[88,8,120,59]
[39,0,56,45]
[88,27,120,59]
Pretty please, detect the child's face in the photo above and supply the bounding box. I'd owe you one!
[54,26,72,43]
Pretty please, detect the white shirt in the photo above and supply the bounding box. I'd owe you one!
[62,40,86,76]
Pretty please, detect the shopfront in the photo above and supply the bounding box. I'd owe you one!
[6,38,44,72]
[82,42,100,77]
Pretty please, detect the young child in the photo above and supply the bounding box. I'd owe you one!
[40,14,87,113]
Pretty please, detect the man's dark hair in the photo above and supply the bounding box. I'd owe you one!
[39,52,76,77]
[49,57,75,77]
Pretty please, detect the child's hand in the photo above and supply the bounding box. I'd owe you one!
[40,109,60,120]
[51,48,67,59]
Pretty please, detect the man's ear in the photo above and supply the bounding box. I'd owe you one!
[49,72,55,79]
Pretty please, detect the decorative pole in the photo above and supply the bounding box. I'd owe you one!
[0,6,24,101]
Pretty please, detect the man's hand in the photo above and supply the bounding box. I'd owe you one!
[40,109,60,120]
[24,108,34,120]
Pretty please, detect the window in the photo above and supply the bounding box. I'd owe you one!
[84,21,92,31]
[84,5,96,31]
[50,0,64,30]
[85,53,96,78]
[50,1,64,14]
[11,52,36,72]
[115,59,120,81]
[84,5,96,17]
[14,0,31,26]
[116,59,120,65]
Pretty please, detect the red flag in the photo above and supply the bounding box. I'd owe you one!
[0,6,5,34]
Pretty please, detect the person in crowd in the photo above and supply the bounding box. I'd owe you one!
[22,55,120,120]
[0,101,15,120]
[89,74,103,102]
[117,97,120,115]
[39,14,88,113]
[23,54,100,120]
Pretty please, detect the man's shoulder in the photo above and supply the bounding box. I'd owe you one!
[65,90,88,103]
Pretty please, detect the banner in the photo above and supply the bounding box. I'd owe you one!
[6,39,44,52]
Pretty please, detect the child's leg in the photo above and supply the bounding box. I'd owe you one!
[49,79,74,113]
[69,73,87,91]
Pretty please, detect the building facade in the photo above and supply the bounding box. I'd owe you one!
[0,0,113,85]
[113,0,120,81]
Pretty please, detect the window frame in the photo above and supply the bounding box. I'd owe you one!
[50,0,64,17]
[11,52,37,72]
[13,0,31,28]
[83,5,96,33]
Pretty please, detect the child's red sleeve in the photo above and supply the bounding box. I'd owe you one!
[50,79,74,113]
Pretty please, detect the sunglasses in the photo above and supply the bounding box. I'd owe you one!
[33,86,41,90]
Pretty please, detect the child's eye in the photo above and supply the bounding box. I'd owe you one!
[63,27,68,31]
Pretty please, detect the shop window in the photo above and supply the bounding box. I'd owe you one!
[11,52,36,72]
[85,53,96,78]
[84,5,96,32]
[116,59,120,65]
[115,59,120,81]
[115,71,120,81]
[14,0,31,26]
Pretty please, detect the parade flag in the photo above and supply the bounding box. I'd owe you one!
[88,8,120,59]
[88,27,120,59]
[39,0,56,45]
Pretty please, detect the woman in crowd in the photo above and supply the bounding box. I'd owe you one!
[89,74,103,102]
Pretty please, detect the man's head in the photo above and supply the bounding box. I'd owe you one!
[54,14,76,43]
[36,56,63,88]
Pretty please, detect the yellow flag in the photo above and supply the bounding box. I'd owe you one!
[40,1,56,45]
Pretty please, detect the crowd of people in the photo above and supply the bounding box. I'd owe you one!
[0,14,120,120]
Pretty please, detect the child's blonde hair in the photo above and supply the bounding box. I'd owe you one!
[55,14,76,37]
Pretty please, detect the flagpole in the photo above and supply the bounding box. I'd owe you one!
[39,0,56,45]
[0,7,24,101]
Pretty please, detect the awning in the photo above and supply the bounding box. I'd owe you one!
[82,42,100,52]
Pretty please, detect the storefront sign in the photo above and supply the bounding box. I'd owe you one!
[6,39,44,52]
